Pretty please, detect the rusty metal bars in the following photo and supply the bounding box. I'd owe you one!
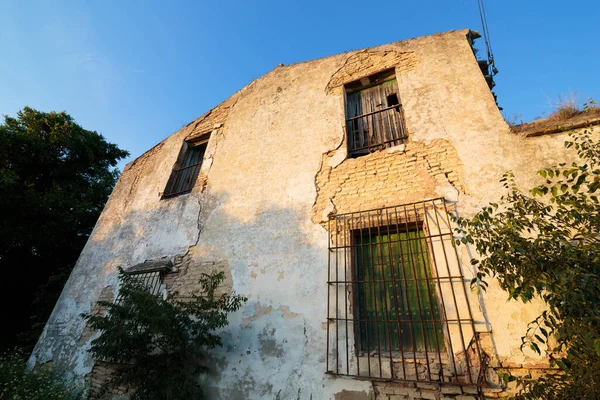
[326,198,486,386]
[346,105,407,157]
[115,271,164,305]
[129,271,163,297]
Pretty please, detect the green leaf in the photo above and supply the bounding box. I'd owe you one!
[594,339,600,357]
[560,184,568,193]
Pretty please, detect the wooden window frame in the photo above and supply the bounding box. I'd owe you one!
[161,134,210,199]
[344,69,408,157]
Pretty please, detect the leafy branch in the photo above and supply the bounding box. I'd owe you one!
[454,127,600,399]
[82,269,246,400]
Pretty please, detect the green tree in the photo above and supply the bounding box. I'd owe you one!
[0,107,129,351]
[83,270,246,400]
[456,127,600,399]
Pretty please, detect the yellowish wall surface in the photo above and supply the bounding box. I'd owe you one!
[30,29,585,399]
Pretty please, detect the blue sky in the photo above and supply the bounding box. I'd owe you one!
[1,1,598,167]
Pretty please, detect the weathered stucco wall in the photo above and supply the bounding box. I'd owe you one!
[31,29,586,399]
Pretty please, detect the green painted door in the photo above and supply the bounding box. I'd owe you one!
[356,229,445,353]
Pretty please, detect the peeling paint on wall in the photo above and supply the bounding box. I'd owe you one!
[30,29,586,399]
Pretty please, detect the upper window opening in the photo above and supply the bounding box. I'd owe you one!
[162,136,209,199]
[345,69,407,157]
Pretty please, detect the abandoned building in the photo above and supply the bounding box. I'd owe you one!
[29,28,598,399]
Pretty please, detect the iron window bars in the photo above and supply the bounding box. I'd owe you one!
[162,136,209,198]
[326,198,486,386]
[121,259,173,299]
[114,271,164,305]
[127,271,163,297]
[345,70,408,157]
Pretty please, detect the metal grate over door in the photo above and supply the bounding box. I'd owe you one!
[326,198,487,386]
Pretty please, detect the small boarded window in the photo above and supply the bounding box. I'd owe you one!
[162,136,209,198]
[345,69,407,157]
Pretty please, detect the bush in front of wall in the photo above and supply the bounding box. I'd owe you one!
[82,269,246,400]
[0,349,86,400]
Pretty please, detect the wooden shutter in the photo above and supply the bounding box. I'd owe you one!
[346,78,406,156]
[163,141,207,198]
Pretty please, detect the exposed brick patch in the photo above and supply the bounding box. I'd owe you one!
[163,247,232,299]
[312,139,466,223]
[83,251,234,396]
[78,286,114,344]
[326,50,417,95]
[373,381,507,400]
[86,361,131,399]
[187,94,239,139]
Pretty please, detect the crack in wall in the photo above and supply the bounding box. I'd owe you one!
[324,50,368,94]
[122,142,165,210]
[311,134,347,216]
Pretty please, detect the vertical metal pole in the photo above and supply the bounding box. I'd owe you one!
[385,207,407,380]
[443,200,484,385]
[367,211,383,378]
[326,217,331,374]
[402,205,432,381]
[434,200,472,383]
[413,202,444,376]
[358,211,372,377]
[334,215,340,374]
[422,200,458,383]
[343,215,350,375]
[394,205,420,379]
[375,211,395,375]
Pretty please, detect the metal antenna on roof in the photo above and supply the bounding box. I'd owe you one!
[476,0,497,76]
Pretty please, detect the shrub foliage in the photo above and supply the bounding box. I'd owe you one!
[456,127,600,399]
[82,269,246,400]
[0,349,85,400]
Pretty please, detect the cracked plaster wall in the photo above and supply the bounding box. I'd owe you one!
[31,29,585,399]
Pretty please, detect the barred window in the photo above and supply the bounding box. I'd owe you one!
[326,199,487,386]
[127,271,164,297]
[345,69,408,158]
[162,136,209,199]
[122,258,173,299]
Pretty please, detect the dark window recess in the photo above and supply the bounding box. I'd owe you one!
[326,198,487,386]
[345,70,408,157]
[386,93,399,108]
[128,271,163,297]
[162,139,208,198]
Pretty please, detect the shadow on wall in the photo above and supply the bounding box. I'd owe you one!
[33,188,332,398]
[34,189,497,399]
